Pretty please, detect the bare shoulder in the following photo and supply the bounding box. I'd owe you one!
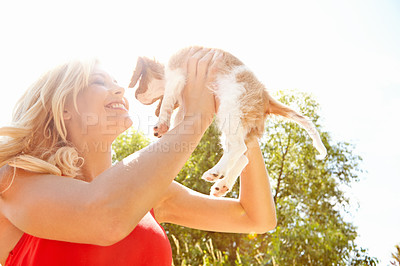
[0,165,70,217]
[0,166,26,265]
[0,164,15,193]
[0,165,41,200]
[0,212,24,265]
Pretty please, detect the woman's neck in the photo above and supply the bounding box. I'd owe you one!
[76,140,113,182]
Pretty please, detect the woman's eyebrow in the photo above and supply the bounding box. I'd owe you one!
[90,73,118,83]
[90,73,107,78]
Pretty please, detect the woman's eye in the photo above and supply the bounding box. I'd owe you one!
[92,80,105,86]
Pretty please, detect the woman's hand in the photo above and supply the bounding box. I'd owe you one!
[181,47,222,127]
[154,137,277,234]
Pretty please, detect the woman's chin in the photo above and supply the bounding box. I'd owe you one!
[117,117,134,134]
[92,116,133,141]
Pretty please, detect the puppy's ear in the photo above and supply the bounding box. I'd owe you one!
[128,57,145,89]
[142,57,165,80]
[133,57,166,105]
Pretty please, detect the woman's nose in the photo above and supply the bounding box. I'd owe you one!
[111,84,125,96]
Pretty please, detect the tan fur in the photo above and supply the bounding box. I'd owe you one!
[129,45,325,147]
[129,46,327,196]
[129,57,165,106]
[235,70,269,142]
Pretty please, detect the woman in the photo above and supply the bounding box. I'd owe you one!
[0,48,276,265]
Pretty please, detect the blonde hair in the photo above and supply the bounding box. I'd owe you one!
[0,58,99,193]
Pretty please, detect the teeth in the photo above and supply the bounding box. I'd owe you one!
[108,103,126,109]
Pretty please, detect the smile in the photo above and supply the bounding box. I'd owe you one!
[105,102,128,112]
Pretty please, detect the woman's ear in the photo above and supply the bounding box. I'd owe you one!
[63,109,72,121]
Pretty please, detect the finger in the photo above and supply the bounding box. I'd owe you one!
[182,47,201,73]
[196,49,216,79]
[189,46,203,56]
[186,48,202,80]
[206,52,223,82]
[187,47,210,71]
[187,48,211,84]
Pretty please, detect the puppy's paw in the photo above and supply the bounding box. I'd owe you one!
[201,169,225,182]
[153,122,169,138]
[210,181,230,197]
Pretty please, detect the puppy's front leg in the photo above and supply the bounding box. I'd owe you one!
[154,68,186,137]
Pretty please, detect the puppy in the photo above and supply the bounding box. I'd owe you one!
[129,46,327,197]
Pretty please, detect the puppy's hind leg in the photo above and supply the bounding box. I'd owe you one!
[154,68,186,137]
[201,137,247,182]
[202,85,247,181]
[210,154,249,197]
[201,131,247,182]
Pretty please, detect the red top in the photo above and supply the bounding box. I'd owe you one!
[5,209,172,266]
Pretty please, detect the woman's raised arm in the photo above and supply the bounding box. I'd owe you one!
[152,138,277,234]
[0,48,221,246]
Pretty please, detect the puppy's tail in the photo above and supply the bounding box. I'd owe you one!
[266,94,327,160]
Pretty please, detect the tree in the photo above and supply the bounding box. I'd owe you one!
[112,90,378,265]
[112,127,150,163]
[391,244,400,266]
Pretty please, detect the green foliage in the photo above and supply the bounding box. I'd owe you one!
[173,121,223,195]
[112,127,150,163]
[112,90,378,265]
[391,244,400,266]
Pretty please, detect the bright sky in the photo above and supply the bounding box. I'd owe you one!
[0,0,399,264]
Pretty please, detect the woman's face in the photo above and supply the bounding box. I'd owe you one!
[65,65,133,142]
